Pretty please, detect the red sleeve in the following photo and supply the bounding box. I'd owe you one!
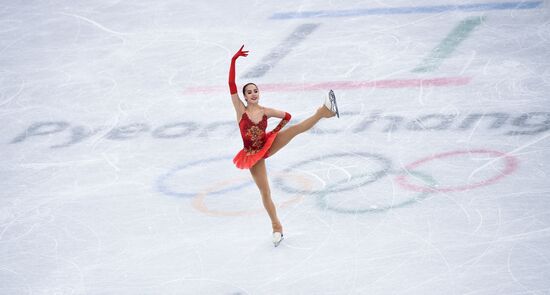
[228,57,238,94]
[271,112,291,133]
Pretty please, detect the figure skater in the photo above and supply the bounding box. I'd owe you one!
[228,45,339,247]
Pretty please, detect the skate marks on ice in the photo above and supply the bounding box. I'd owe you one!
[157,149,519,215]
[241,23,320,79]
[157,278,249,295]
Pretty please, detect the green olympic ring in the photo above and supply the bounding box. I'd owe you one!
[316,170,437,214]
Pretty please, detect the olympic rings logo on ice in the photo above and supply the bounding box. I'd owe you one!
[155,149,519,215]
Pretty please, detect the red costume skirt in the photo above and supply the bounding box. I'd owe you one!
[233,131,278,169]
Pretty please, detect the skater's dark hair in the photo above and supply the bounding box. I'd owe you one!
[242,83,258,95]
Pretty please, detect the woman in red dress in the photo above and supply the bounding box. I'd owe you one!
[228,45,339,247]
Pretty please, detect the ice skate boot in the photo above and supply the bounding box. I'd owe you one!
[273,232,284,247]
[323,89,340,118]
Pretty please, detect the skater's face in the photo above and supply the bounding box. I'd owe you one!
[243,84,259,105]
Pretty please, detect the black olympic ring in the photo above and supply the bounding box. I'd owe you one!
[273,152,392,194]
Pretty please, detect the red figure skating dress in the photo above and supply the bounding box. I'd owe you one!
[233,112,291,169]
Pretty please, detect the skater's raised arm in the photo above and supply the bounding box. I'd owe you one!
[265,107,292,133]
[228,45,248,119]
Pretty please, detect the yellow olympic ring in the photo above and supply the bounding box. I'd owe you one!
[192,172,314,217]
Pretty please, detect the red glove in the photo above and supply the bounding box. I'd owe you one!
[271,112,292,133]
[228,45,249,94]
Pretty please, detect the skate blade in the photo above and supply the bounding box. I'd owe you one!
[273,237,284,247]
[273,233,284,247]
[329,89,339,118]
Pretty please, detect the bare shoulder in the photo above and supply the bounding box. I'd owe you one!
[263,106,285,118]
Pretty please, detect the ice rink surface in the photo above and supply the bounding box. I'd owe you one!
[1,1,550,294]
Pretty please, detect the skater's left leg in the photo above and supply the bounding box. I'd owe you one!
[249,159,283,234]
[267,106,334,157]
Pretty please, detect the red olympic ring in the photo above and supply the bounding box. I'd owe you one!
[395,149,518,193]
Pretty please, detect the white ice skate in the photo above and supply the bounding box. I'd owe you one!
[324,89,340,118]
[273,232,284,247]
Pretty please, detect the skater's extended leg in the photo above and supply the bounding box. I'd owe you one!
[249,159,283,234]
[267,106,334,157]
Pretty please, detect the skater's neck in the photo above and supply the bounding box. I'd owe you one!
[246,104,262,113]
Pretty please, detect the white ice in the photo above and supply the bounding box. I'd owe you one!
[1,1,550,294]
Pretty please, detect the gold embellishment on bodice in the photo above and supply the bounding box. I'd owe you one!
[244,125,265,155]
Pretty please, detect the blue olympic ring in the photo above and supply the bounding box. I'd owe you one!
[155,155,254,198]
